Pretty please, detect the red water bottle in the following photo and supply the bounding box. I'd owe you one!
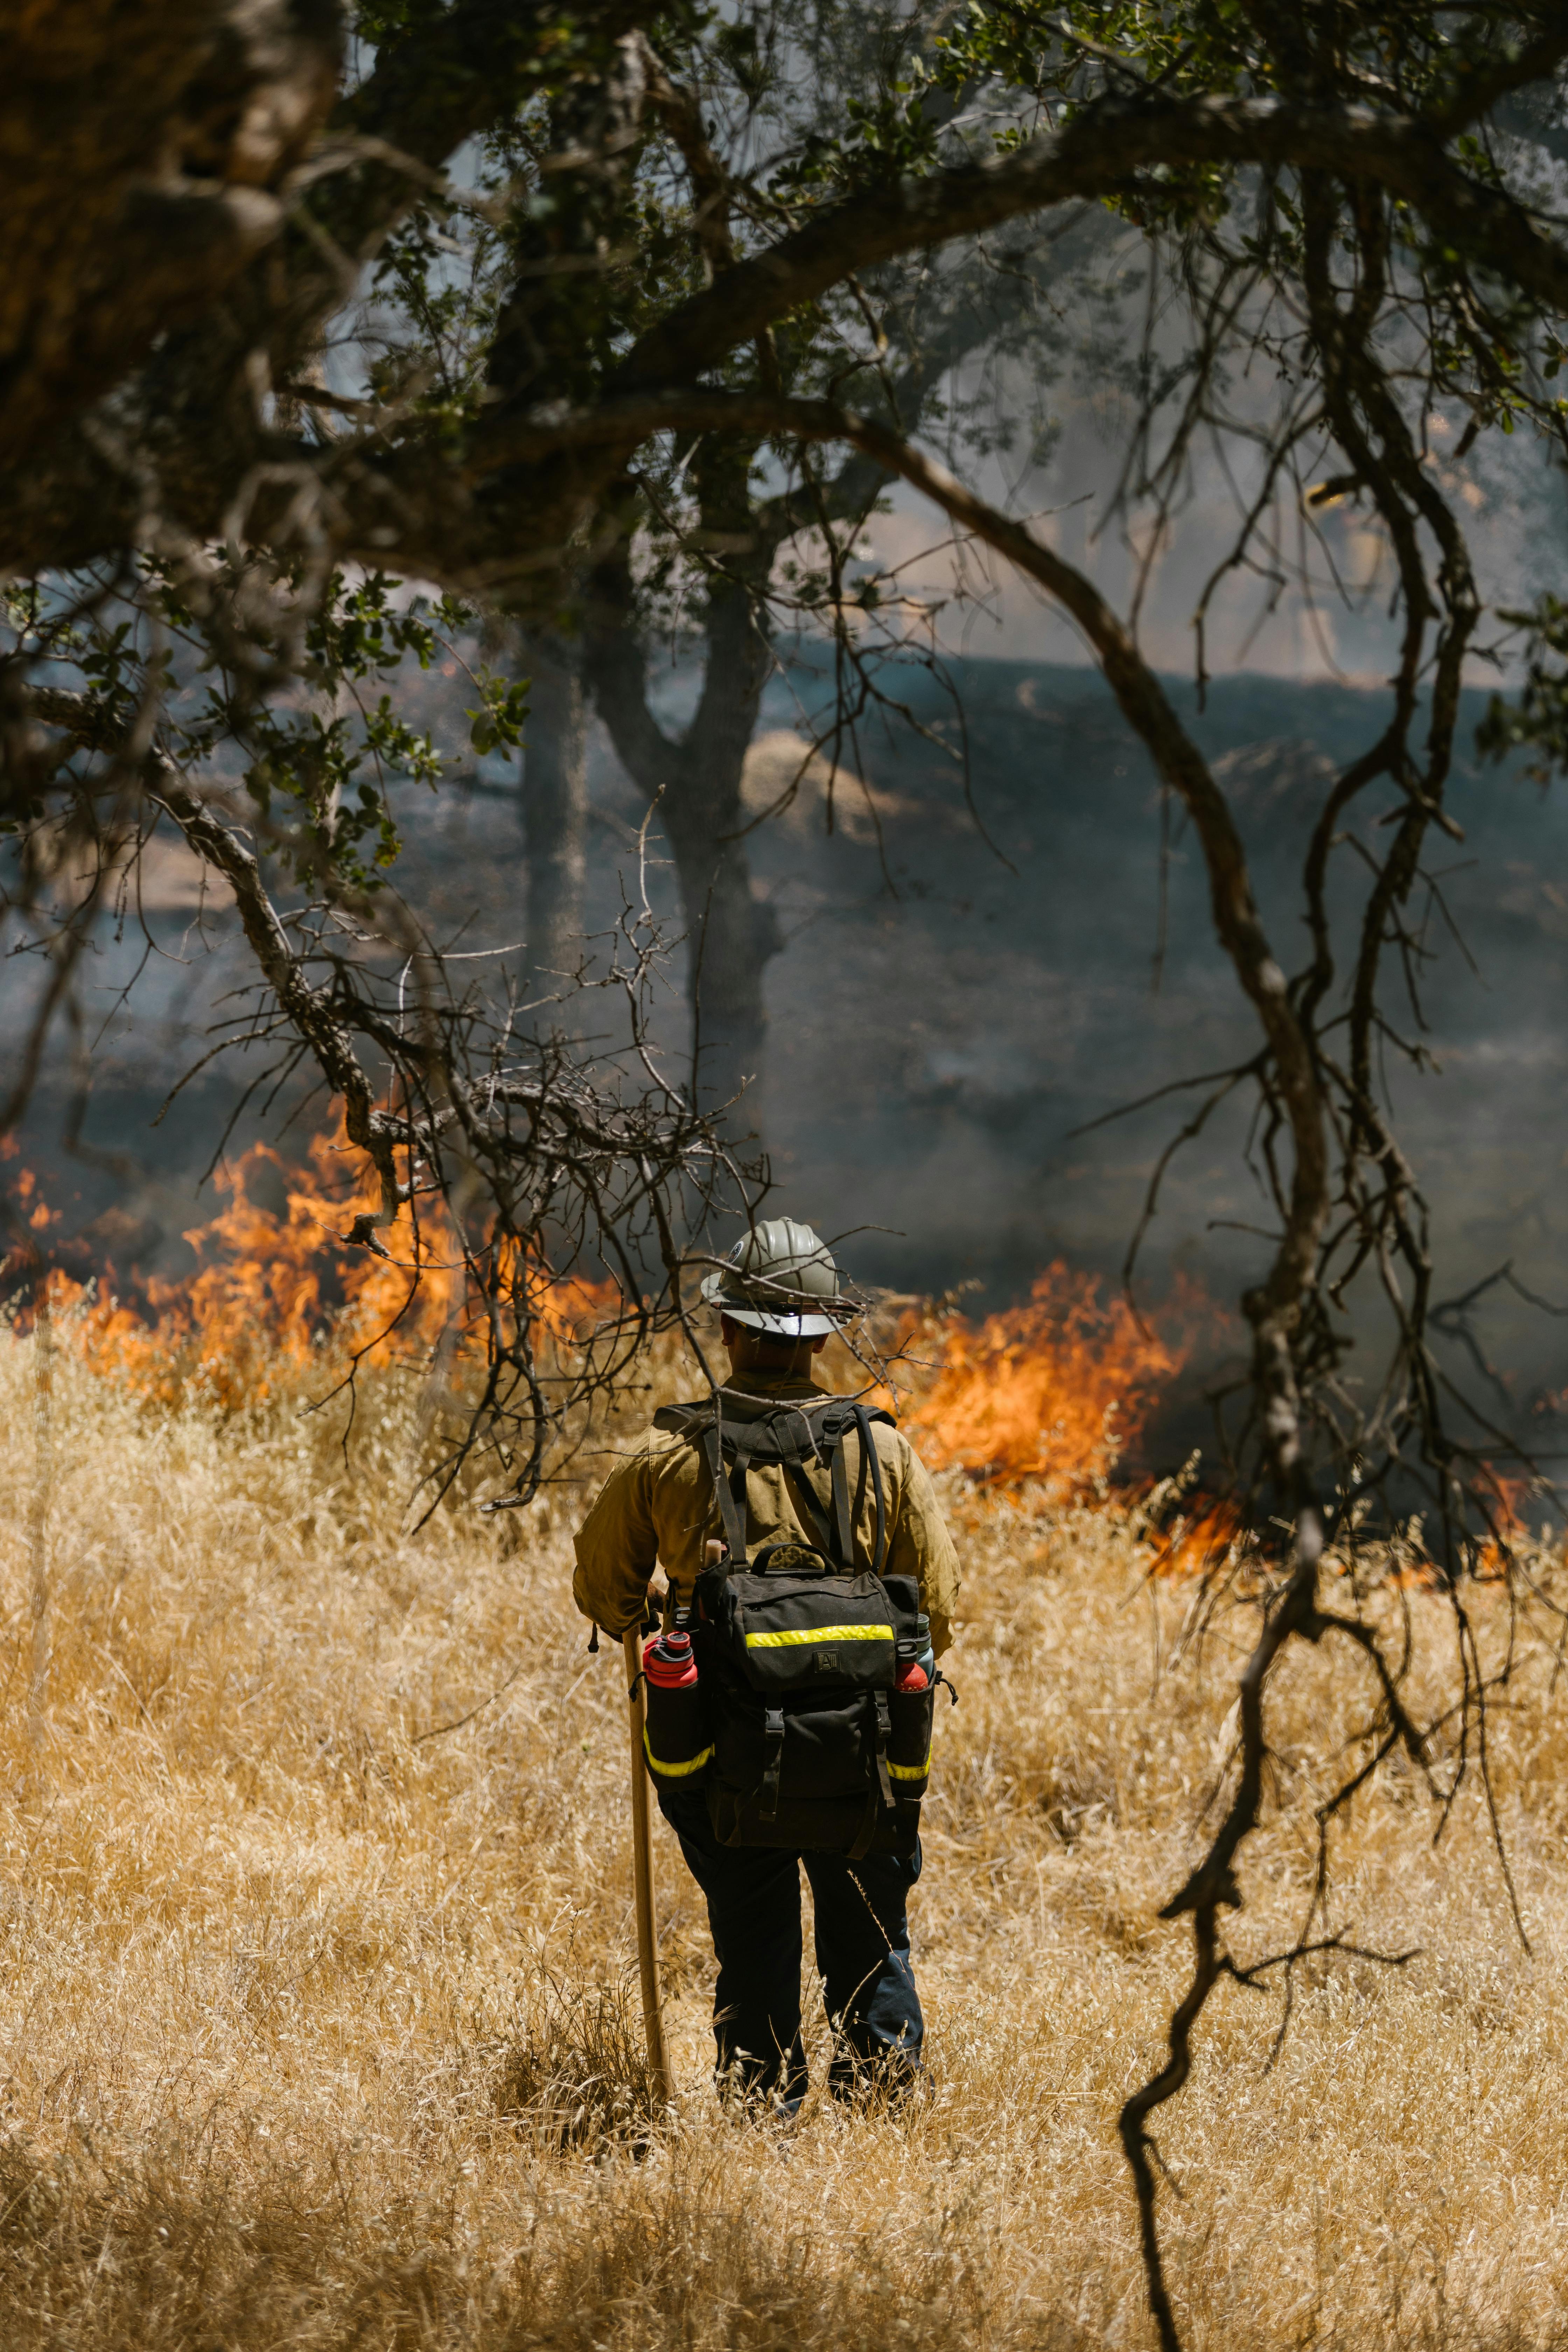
[641,1629,709,1788]
[644,1629,699,1691]
[889,1623,933,1799]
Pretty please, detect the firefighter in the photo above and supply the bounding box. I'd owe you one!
[572,1218,960,2115]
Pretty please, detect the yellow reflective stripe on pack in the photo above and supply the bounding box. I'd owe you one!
[642,1728,713,1778]
[888,1749,932,1781]
[744,1624,894,1649]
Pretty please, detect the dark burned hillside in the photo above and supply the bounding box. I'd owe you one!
[15,656,1568,1443]
[659,659,1568,1407]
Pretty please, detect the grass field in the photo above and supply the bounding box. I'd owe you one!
[0,1310,1564,2351]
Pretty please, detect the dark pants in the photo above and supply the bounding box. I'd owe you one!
[657,1784,924,2114]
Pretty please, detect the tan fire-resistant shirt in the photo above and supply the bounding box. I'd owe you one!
[571,1372,960,1656]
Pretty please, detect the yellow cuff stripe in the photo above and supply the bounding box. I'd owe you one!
[744,1624,894,1649]
[643,1729,713,1778]
[889,1750,932,1780]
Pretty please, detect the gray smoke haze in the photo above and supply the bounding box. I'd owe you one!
[859,354,1568,679]
[12,648,1568,1477]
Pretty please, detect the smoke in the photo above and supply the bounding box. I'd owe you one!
[7,649,1568,1480]
[850,306,1568,680]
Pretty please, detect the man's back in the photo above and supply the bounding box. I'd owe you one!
[572,1368,959,1652]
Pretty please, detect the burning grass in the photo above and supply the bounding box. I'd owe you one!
[903,1265,1198,1494]
[0,1294,1567,2347]
[13,1132,618,1415]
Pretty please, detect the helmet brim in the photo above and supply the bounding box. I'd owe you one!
[714,1302,839,1338]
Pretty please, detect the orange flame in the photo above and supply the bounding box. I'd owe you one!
[41,1158,1531,1586]
[1150,1496,1244,1579]
[904,1262,1210,1502]
[1472,1472,1532,1579]
[16,1129,618,1409]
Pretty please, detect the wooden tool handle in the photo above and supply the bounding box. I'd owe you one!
[624,1626,673,2104]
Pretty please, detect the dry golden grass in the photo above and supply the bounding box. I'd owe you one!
[0,1312,1566,2349]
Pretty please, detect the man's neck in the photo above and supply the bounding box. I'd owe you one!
[722,1366,829,1396]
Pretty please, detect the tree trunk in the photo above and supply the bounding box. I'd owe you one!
[663,785,782,1122]
[585,606,782,1130]
[584,447,784,1138]
[519,636,588,1002]
[668,539,783,1123]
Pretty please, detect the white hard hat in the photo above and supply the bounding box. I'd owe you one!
[700,1217,852,1338]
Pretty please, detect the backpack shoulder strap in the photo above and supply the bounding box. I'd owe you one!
[652,1398,838,1461]
[812,1399,895,1575]
[701,1408,750,1568]
[653,1400,751,1563]
[652,1395,897,1575]
[652,1401,715,1442]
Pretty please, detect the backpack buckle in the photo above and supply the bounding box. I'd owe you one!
[871,1690,895,1809]
[759,1708,786,1822]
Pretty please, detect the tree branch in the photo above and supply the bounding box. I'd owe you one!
[23,685,405,1239]
[615,91,1568,393]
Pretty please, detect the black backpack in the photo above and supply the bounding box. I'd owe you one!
[651,1395,940,1859]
